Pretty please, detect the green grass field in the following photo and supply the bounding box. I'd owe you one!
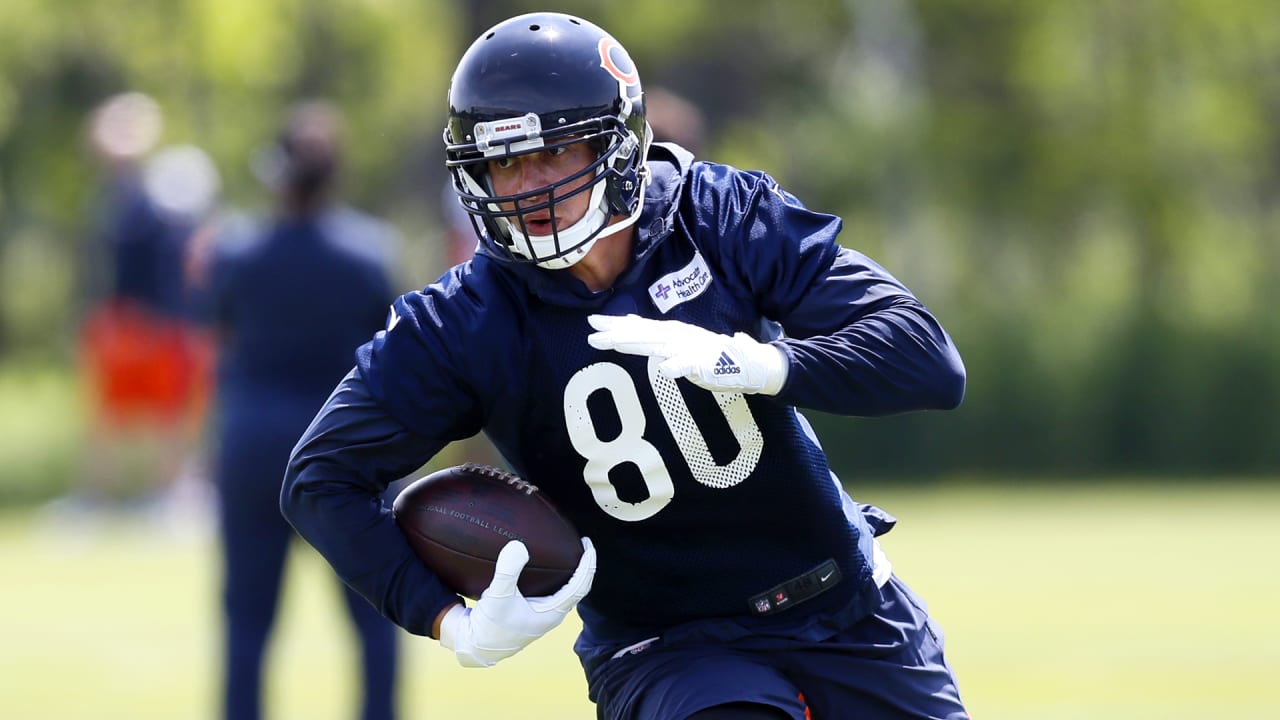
[1,480,1277,719]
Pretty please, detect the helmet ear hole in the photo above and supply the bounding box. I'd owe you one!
[604,175,630,216]
[604,124,650,216]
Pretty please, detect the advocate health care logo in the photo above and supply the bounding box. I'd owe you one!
[649,252,713,314]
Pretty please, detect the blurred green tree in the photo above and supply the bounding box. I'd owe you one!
[1,0,1277,481]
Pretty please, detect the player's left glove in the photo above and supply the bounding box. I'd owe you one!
[587,314,789,395]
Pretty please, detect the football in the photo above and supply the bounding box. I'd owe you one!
[392,463,582,600]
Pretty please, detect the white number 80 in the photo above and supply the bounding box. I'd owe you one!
[563,358,763,521]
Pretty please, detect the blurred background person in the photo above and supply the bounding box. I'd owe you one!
[60,91,217,528]
[440,182,479,269]
[644,85,708,156]
[195,100,402,720]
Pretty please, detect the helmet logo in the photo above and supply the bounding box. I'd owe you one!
[598,37,640,87]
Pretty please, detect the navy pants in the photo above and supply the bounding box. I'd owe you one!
[586,574,967,720]
[217,409,399,720]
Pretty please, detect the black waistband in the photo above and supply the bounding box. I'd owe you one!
[747,559,842,616]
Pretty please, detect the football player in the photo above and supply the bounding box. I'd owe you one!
[283,12,969,720]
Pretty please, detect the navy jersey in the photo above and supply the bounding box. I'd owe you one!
[282,143,964,646]
[91,176,198,320]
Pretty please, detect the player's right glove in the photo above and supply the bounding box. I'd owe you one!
[438,537,596,668]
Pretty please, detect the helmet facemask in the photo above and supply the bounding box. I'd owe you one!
[448,113,650,270]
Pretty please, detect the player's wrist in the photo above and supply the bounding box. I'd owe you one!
[756,341,788,396]
[437,602,468,646]
[727,332,788,395]
[439,603,501,668]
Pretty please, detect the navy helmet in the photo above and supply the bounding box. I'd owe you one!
[443,13,651,269]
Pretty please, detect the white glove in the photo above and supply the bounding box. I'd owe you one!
[438,538,596,668]
[587,314,789,395]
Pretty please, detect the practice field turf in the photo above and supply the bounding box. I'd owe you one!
[1,479,1276,719]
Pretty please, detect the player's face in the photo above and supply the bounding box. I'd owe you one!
[487,142,597,237]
